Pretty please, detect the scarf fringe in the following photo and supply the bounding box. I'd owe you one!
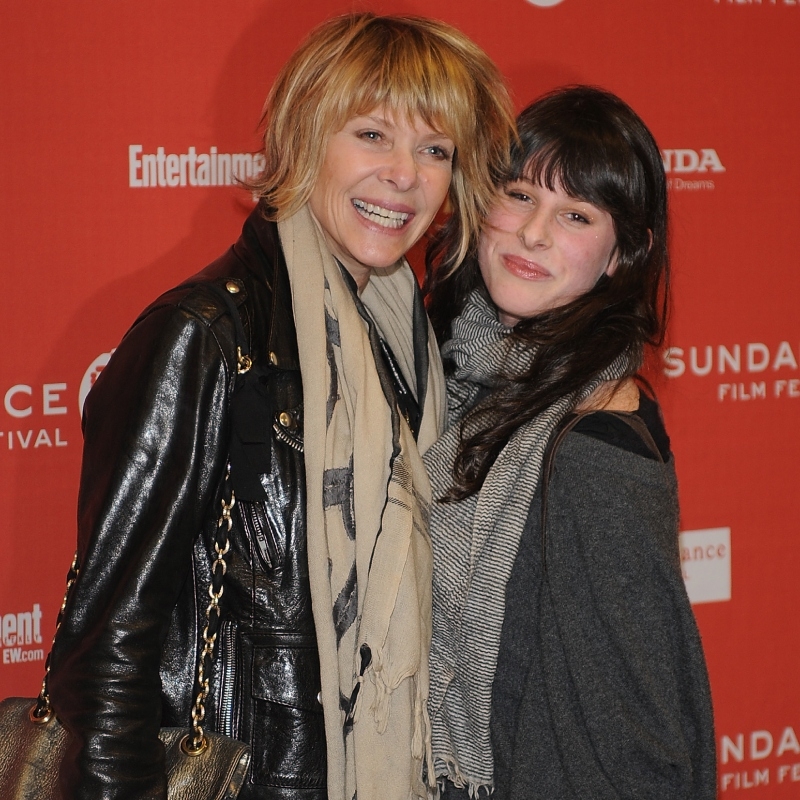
[413,669,436,794]
[420,684,437,794]
[411,673,426,760]
[437,757,494,798]
[366,645,424,737]
[362,647,436,795]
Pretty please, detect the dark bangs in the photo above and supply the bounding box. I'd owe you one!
[508,86,666,275]
[516,91,659,214]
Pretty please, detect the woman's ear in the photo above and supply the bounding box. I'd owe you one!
[605,249,619,278]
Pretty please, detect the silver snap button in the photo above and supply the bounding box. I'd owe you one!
[225,281,240,294]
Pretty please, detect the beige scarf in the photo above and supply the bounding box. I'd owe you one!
[278,205,444,800]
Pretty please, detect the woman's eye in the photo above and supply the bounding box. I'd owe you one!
[506,190,532,203]
[359,130,382,142]
[565,211,590,224]
[424,145,453,162]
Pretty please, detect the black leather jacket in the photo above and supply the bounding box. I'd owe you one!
[49,206,326,800]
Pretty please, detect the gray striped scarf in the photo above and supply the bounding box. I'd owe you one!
[424,289,632,793]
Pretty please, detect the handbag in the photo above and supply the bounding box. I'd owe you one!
[0,303,257,799]
[0,701,249,800]
[0,472,250,800]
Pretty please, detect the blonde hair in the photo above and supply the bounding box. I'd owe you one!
[251,13,514,268]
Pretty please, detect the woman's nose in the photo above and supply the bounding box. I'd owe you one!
[517,210,550,249]
[379,148,419,191]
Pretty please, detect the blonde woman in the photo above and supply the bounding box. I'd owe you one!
[47,14,513,800]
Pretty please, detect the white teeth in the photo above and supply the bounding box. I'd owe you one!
[353,200,410,229]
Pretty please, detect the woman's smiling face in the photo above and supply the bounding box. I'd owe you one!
[478,178,618,326]
[308,107,455,291]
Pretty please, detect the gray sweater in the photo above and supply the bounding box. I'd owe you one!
[487,418,717,799]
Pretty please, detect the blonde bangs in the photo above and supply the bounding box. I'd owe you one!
[315,24,473,142]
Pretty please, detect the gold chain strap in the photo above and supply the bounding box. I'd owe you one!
[31,553,80,724]
[29,471,236,754]
[181,321,251,754]
[181,465,235,756]
[182,323,250,754]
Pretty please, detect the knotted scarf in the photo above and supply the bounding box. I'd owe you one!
[424,289,634,794]
[278,205,445,800]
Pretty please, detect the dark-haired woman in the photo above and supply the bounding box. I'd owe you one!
[424,86,716,800]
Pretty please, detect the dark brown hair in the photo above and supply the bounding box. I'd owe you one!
[425,85,670,500]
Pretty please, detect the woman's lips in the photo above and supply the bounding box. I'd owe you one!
[501,253,551,280]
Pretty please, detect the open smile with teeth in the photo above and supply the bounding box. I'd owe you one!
[353,199,410,229]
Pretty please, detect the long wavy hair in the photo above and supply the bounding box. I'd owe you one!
[425,85,670,500]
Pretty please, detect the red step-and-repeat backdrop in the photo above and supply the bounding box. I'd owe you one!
[2,1,798,795]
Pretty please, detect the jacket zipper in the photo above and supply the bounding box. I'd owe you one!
[217,619,238,738]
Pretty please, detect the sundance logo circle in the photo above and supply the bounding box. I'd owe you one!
[79,351,115,416]
[526,0,566,6]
